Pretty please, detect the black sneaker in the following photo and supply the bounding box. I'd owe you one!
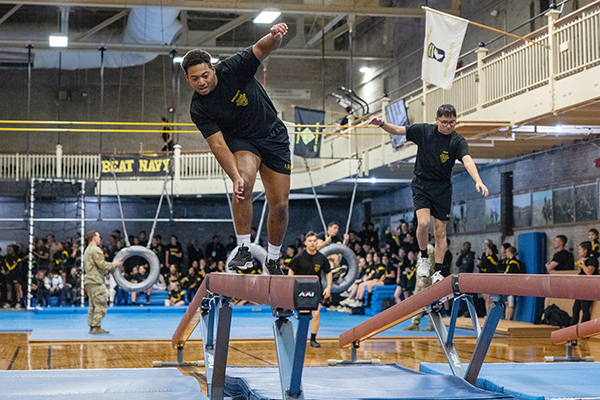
[266,258,284,275]
[310,339,321,348]
[228,245,253,271]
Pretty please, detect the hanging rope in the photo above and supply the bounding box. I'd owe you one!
[303,157,327,233]
[343,158,362,245]
[109,158,131,247]
[146,155,173,248]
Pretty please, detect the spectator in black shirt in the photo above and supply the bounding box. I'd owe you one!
[225,235,237,255]
[205,235,226,263]
[456,242,475,274]
[588,229,599,259]
[32,269,49,309]
[64,266,81,306]
[571,241,599,325]
[187,238,205,268]
[316,221,348,250]
[370,104,488,280]
[131,264,152,305]
[546,235,574,272]
[166,235,184,271]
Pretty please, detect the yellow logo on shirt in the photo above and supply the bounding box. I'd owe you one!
[231,90,248,106]
[314,264,321,272]
[440,151,449,163]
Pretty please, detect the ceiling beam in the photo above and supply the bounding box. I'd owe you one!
[304,13,345,48]
[0,0,458,18]
[0,3,22,27]
[0,38,392,60]
[191,13,255,46]
[75,9,129,41]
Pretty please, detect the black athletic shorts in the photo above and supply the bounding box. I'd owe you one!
[411,178,452,221]
[224,127,291,175]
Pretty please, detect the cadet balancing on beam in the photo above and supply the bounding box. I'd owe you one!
[370,104,488,280]
[182,23,290,276]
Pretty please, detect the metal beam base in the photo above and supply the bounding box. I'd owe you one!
[327,341,381,366]
[152,345,204,368]
[544,340,595,363]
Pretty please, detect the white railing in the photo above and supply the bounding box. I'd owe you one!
[555,6,600,78]
[28,154,57,178]
[180,152,223,179]
[427,68,478,118]
[62,154,99,180]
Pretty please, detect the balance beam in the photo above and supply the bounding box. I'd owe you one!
[172,273,320,349]
[339,274,600,348]
[551,317,600,345]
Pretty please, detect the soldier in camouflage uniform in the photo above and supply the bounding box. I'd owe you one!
[84,231,122,334]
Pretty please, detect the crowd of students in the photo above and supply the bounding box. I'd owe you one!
[1,225,598,324]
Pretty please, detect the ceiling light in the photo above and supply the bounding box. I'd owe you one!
[370,177,377,184]
[173,56,183,63]
[254,9,281,24]
[556,124,563,132]
[359,66,371,73]
[49,34,68,48]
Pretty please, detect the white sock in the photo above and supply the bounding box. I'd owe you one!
[267,243,281,262]
[237,234,251,247]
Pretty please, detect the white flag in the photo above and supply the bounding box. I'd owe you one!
[422,7,468,90]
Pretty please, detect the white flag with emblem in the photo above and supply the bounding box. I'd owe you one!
[422,7,468,90]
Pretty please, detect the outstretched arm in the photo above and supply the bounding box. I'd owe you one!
[462,155,489,197]
[205,132,245,201]
[253,23,288,62]
[369,117,406,136]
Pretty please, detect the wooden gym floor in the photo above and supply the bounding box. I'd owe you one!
[3,332,600,394]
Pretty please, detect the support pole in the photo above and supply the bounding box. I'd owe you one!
[26,178,35,310]
[99,46,106,152]
[546,9,561,113]
[475,46,488,115]
[56,144,62,178]
[26,43,33,164]
[80,180,86,307]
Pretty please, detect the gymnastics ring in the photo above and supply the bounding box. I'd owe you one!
[320,243,358,293]
[113,245,161,292]
[225,243,268,275]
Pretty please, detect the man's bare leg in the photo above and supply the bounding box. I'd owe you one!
[231,151,261,236]
[433,218,448,264]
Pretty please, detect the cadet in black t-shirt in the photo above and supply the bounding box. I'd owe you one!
[316,221,349,251]
[288,232,332,348]
[571,241,599,325]
[182,23,290,277]
[370,104,489,281]
[546,235,574,272]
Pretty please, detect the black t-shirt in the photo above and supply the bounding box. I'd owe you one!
[288,251,331,277]
[551,249,574,270]
[167,243,183,264]
[406,123,469,182]
[317,232,341,244]
[190,47,286,140]
[579,256,599,276]
[479,255,499,274]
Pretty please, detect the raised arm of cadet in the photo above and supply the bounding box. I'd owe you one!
[369,117,406,136]
[252,23,288,62]
[461,155,489,196]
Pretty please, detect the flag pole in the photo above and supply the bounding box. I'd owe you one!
[421,6,549,49]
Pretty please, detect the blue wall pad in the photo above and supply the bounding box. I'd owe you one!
[420,362,600,400]
[225,365,512,400]
[2,309,476,341]
[0,368,207,400]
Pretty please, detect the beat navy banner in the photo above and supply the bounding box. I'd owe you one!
[101,155,171,177]
[294,106,325,158]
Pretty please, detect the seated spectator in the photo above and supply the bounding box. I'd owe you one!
[203,258,219,275]
[400,232,418,254]
[456,242,475,273]
[396,250,417,303]
[588,229,599,259]
[205,235,226,262]
[382,254,396,285]
[165,264,181,285]
[340,256,367,308]
[546,235,574,272]
[571,241,599,325]
[479,243,499,314]
[150,236,166,275]
[217,260,226,272]
[165,282,186,306]
[32,269,49,309]
[33,238,50,271]
[64,266,81,306]
[181,266,203,303]
[131,264,152,305]
[503,247,523,320]
[52,242,69,281]
[44,270,65,307]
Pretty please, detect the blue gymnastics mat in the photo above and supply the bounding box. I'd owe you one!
[0,368,207,400]
[0,307,476,341]
[225,365,512,400]
[420,362,600,400]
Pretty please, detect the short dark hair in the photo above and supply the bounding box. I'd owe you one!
[436,104,457,119]
[580,241,592,254]
[328,221,339,228]
[589,228,599,237]
[502,242,511,250]
[85,231,97,244]
[507,246,517,257]
[305,231,318,239]
[556,235,568,246]
[181,49,212,74]
[488,243,498,255]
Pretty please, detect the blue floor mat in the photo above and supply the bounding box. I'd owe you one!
[225,365,512,399]
[420,362,600,400]
[0,368,207,400]
[0,307,476,341]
